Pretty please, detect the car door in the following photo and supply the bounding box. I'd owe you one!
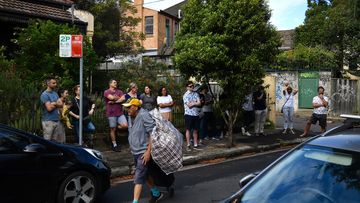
[0,128,65,202]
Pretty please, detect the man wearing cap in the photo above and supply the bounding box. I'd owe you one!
[183,81,202,151]
[122,98,163,203]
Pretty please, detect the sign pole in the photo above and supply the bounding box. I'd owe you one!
[79,57,83,145]
[60,34,83,146]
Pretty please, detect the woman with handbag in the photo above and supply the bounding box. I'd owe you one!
[282,84,298,135]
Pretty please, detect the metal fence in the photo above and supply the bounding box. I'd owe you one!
[329,79,359,116]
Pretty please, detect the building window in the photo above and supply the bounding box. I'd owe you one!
[145,16,153,35]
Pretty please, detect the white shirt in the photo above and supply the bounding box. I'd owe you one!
[313,95,329,114]
[283,92,295,108]
[157,95,173,113]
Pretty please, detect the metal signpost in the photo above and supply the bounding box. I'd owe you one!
[59,34,83,145]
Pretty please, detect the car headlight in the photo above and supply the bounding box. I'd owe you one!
[84,148,104,160]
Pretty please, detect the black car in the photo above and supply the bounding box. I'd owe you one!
[221,114,360,203]
[0,124,111,203]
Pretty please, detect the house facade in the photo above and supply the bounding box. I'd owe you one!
[128,0,186,57]
[0,0,92,55]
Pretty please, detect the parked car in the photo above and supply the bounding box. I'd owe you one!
[0,124,111,203]
[220,114,360,203]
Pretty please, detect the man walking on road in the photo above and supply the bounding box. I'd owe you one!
[104,79,127,152]
[123,98,163,203]
[300,86,329,137]
[40,76,64,142]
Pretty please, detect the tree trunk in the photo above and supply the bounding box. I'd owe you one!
[226,123,234,148]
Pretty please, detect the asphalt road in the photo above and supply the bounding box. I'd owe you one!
[98,149,288,203]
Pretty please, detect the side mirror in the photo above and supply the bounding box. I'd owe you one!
[23,143,46,153]
[239,172,258,188]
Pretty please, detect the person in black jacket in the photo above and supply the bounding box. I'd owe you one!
[253,85,267,136]
[69,85,96,146]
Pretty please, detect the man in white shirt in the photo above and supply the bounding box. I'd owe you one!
[300,86,329,137]
[183,81,202,151]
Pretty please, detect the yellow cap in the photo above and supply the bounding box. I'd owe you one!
[122,98,141,107]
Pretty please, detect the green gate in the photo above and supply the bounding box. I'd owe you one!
[298,72,319,108]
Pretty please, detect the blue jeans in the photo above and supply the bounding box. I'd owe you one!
[72,120,95,143]
[283,106,294,129]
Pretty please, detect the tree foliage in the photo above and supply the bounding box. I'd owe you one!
[74,0,144,59]
[295,0,360,75]
[14,20,100,90]
[175,0,280,147]
[276,44,337,70]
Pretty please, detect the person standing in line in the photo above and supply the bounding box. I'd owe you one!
[125,82,141,102]
[282,84,298,135]
[300,86,329,137]
[57,88,73,143]
[40,77,64,142]
[241,89,254,137]
[183,81,202,151]
[199,85,218,140]
[122,98,163,203]
[104,79,127,152]
[140,85,157,112]
[253,85,267,136]
[157,86,174,121]
[69,85,96,146]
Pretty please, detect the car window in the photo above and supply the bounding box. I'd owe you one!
[0,130,31,154]
[232,145,360,203]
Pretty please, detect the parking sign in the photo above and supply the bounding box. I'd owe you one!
[59,34,71,57]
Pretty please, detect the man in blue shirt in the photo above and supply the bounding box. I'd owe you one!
[123,98,163,203]
[40,76,64,142]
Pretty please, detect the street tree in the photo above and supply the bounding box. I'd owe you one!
[14,20,100,89]
[175,0,280,147]
[74,0,144,59]
[295,0,360,76]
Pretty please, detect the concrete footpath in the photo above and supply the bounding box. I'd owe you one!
[102,110,344,178]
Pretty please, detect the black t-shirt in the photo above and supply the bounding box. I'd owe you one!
[253,91,267,110]
[69,97,93,119]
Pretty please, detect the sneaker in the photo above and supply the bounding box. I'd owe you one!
[204,136,210,140]
[290,129,295,135]
[282,129,287,134]
[193,145,203,150]
[186,145,191,152]
[241,127,246,135]
[245,131,251,136]
[112,145,121,152]
[149,192,164,203]
[212,137,220,140]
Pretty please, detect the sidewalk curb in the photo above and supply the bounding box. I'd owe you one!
[109,139,303,178]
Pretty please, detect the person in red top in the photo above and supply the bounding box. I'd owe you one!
[104,79,127,152]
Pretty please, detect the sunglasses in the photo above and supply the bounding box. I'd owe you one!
[188,85,194,88]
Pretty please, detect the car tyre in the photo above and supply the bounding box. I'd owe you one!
[57,171,97,203]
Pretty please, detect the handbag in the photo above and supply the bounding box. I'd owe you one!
[281,94,291,113]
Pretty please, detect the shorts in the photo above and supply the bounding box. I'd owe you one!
[108,115,127,128]
[42,120,65,143]
[133,154,152,184]
[310,113,327,128]
[185,115,200,131]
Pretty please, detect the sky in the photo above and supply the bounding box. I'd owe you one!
[142,0,308,30]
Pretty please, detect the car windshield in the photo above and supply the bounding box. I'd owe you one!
[236,145,360,203]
